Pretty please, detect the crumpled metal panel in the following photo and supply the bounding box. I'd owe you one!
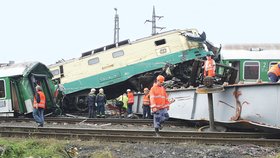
[133,83,280,130]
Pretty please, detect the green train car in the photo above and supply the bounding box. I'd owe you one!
[0,62,58,117]
[220,49,280,83]
[48,29,236,112]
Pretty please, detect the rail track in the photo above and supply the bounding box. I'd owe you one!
[0,117,191,126]
[0,125,280,146]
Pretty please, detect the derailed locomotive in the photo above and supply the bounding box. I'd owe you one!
[0,62,59,117]
[48,28,237,112]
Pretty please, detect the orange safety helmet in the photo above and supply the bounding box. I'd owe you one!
[156,75,165,83]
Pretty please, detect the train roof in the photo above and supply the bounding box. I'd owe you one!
[132,28,195,43]
[221,49,280,60]
[0,62,52,78]
[48,28,198,67]
[223,43,280,50]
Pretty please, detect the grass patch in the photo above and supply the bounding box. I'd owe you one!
[0,137,68,158]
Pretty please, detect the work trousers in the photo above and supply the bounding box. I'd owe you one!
[153,108,169,129]
[33,108,45,126]
[97,103,105,117]
[88,106,96,118]
[142,105,151,119]
[127,103,133,114]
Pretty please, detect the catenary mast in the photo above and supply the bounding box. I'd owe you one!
[145,6,165,35]
[113,8,120,43]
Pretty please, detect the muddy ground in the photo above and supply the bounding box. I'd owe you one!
[67,140,280,158]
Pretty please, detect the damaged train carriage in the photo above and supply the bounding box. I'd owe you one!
[0,62,58,117]
[220,49,280,83]
[48,28,237,112]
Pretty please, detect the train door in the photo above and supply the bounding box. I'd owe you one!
[30,74,55,112]
[0,78,14,116]
[228,61,240,83]
[10,78,25,115]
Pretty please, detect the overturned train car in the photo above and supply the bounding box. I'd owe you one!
[0,62,58,117]
[48,28,237,112]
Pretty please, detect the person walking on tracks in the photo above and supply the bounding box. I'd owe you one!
[204,54,216,77]
[150,75,174,135]
[268,62,280,82]
[96,88,107,118]
[142,87,151,119]
[33,85,46,127]
[87,88,96,118]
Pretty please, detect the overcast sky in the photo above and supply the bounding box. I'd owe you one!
[0,0,279,65]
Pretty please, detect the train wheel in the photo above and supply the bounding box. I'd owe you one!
[75,96,88,112]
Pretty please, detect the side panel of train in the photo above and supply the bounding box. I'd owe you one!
[220,50,280,83]
[132,83,280,131]
[0,62,57,117]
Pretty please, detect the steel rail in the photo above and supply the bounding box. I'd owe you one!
[0,126,280,146]
[0,117,189,126]
[1,126,279,138]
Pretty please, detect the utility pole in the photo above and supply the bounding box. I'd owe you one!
[113,8,120,44]
[145,6,165,35]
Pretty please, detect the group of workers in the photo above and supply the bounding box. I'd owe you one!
[86,88,107,118]
[116,89,135,118]
[115,87,152,119]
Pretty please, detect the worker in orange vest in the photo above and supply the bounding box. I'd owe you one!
[142,87,151,119]
[268,62,280,82]
[150,75,175,135]
[204,54,216,77]
[127,89,134,116]
[33,85,46,127]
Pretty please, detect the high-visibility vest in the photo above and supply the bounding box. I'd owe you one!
[33,91,46,109]
[268,62,280,76]
[143,94,150,106]
[204,59,216,77]
[127,92,134,104]
[149,84,170,110]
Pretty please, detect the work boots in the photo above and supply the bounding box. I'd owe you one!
[155,128,160,137]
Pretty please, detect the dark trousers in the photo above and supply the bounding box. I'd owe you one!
[127,103,133,114]
[97,103,105,117]
[88,106,96,118]
[142,105,151,119]
[153,108,169,129]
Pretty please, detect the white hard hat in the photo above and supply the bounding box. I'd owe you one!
[91,88,96,92]
[36,85,42,91]
[127,89,131,92]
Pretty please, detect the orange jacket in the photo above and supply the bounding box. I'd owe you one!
[127,92,134,104]
[143,94,150,106]
[33,91,46,109]
[268,62,280,76]
[204,59,216,77]
[149,84,170,110]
